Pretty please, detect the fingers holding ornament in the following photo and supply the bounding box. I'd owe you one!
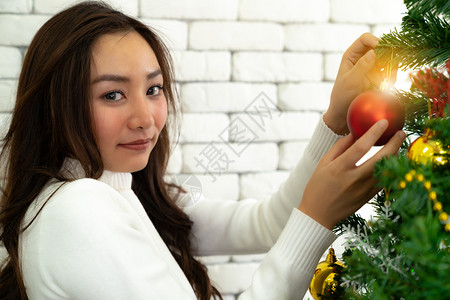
[338,119,389,169]
[345,41,403,145]
[326,33,398,135]
[339,33,379,71]
[347,90,406,146]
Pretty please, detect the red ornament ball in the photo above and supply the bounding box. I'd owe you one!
[347,90,405,146]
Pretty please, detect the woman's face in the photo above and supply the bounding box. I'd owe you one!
[90,31,167,172]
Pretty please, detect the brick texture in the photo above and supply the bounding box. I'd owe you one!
[0,47,22,79]
[0,15,50,46]
[172,50,231,81]
[0,81,17,111]
[190,21,283,51]
[278,82,334,111]
[285,24,370,52]
[142,19,188,50]
[331,0,406,24]
[181,83,277,112]
[239,0,330,22]
[0,0,31,13]
[233,52,323,82]
[140,0,238,20]
[35,0,139,16]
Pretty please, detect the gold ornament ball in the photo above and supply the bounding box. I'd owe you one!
[407,132,448,166]
[309,248,345,299]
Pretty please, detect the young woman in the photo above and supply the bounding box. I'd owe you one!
[0,1,406,299]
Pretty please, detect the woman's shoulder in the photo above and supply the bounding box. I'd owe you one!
[26,178,131,230]
[21,177,144,261]
[57,177,117,194]
[20,178,157,299]
[43,178,121,206]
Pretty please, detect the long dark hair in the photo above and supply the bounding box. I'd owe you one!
[0,2,221,299]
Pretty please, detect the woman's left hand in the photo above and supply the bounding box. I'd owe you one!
[324,33,396,135]
[298,120,406,230]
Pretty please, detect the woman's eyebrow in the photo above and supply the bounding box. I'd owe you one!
[147,69,162,79]
[92,74,129,84]
[92,69,162,84]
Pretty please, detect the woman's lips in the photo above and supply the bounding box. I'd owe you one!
[118,138,151,151]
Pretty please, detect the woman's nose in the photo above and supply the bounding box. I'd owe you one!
[128,95,154,129]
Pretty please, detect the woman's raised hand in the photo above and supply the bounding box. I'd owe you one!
[298,120,406,230]
[324,33,395,135]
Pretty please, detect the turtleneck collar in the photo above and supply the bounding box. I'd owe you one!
[61,158,133,191]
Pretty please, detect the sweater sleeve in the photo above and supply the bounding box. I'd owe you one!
[238,209,336,299]
[185,116,342,255]
[21,179,197,300]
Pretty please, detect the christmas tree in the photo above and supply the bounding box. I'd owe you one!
[325,0,450,299]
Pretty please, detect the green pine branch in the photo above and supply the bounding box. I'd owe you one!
[427,116,450,146]
[405,0,450,18]
[375,9,450,70]
[333,214,367,236]
[395,88,429,134]
[340,2,450,299]
[342,154,450,299]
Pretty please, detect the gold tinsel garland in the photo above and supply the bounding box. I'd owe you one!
[398,169,450,232]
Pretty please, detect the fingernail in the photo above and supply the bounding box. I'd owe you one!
[367,50,376,62]
[377,119,388,128]
[397,130,406,139]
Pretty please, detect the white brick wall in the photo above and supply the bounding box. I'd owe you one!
[180,113,230,142]
[239,0,330,22]
[229,112,320,141]
[181,82,277,112]
[0,80,16,112]
[0,0,31,13]
[172,50,231,81]
[0,0,407,298]
[142,19,188,50]
[141,0,238,20]
[324,53,343,81]
[240,171,290,199]
[190,22,284,51]
[330,0,407,24]
[35,0,139,16]
[0,46,22,78]
[278,82,334,111]
[285,24,370,52]
[0,14,50,46]
[232,52,323,82]
[182,143,278,174]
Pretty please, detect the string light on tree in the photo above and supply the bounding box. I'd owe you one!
[398,170,450,232]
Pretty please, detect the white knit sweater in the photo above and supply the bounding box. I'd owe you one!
[20,117,339,299]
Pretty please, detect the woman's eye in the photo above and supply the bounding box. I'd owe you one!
[103,91,124,101]
[147,85,163,96]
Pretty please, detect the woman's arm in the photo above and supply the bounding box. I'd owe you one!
[185,116,340,255]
